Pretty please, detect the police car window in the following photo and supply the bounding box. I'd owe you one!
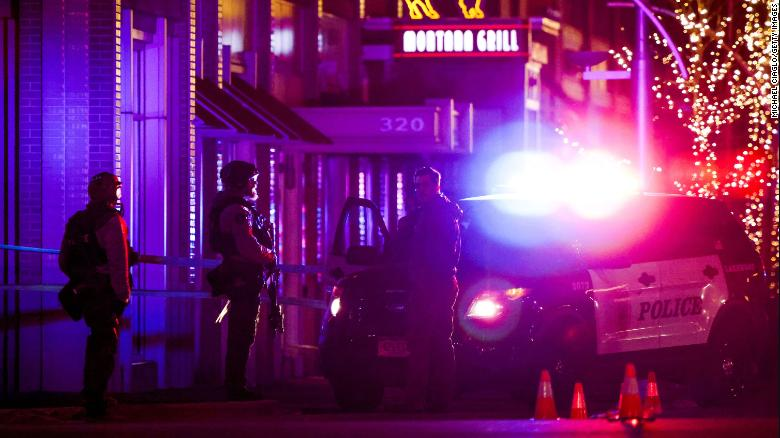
[459,196,730,272]
[462,234,583,278]
[460,205,584,278]
[711,201,759,263]
[343,205,386,251]
[578,197,722,264]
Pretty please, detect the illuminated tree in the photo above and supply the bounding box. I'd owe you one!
[650,0,778,288]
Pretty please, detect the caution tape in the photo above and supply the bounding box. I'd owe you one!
[0,244,327,275]
[0,284,327,310]
[0,244,329,310]
[0,244,59,255]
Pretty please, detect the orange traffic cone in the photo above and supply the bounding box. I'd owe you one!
[617,363,642,420]
[643,371,662,418]
[570,381,588,419]
[534,369,558,420]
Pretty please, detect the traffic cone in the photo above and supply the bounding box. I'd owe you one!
[570,381,588,419]
[533,369,558,420]
[617,363,642,420]
[643,371,662,418]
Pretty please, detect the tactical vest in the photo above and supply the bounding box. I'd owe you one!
[208,193,274,257]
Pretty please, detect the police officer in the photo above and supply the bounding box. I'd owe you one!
[400,166,462,412]
[59,172,131,418]
[208,160,275,400]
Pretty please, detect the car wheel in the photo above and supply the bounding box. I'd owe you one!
[331,375,384,412]
[693,325,759,406]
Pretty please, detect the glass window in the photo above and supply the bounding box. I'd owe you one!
[222,0,246,53]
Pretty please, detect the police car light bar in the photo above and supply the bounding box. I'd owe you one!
[484,150,639,219]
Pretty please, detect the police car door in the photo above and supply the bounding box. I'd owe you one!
[589,261,662,354]
[656,255,725,348]
[328,197,390,280]
[649,199,729,349]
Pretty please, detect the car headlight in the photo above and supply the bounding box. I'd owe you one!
[466,293,504,320]
[459,282,527,341]
[329,285,343,317]
[465,288,527,320]
[330,297,341,317]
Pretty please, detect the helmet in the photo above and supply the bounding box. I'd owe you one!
[220,160,259,189]
[88,172,121,203]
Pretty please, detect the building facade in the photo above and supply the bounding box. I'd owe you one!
[1,0,631,397]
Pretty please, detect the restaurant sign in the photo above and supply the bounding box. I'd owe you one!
[393,23,528,58]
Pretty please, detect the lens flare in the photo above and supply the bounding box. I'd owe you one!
[330,297,341,317]
[484,152,566,216]
[482,150,639,219]
[466,295,504,320]
[567,151,640,219]
[457,278,521,342]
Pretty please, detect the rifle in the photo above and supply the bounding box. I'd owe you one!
[256,217,283,335]
[214,266,283,334]
[266,265,283,334]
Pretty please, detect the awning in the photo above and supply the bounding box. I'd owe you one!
[195,76,331,145]
[195,77,281,141]
[225,77,331,144]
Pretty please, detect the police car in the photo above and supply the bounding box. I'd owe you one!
[319,194,773,411]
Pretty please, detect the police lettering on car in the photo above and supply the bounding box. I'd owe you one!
[638,297,704,321]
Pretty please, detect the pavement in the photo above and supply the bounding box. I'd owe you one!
[0,377,777,437]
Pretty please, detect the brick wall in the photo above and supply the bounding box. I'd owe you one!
[18,0,42,284]
[88,0,118,175]
[16,0,120,284]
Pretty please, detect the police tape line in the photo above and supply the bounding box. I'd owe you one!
[0,284,328,310]
[0,244,328,275]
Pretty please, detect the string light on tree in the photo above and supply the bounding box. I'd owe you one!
[609,47,633,71]
[651,0,778,289]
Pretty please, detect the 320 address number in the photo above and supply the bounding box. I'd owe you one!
[379,117,426,133]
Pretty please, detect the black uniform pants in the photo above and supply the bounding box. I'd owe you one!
[405,276,458,410]
[225,294,261,390]
[81,286,120,409]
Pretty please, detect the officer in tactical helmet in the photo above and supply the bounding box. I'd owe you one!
[207,160,276,400]
[58,172,132,418]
